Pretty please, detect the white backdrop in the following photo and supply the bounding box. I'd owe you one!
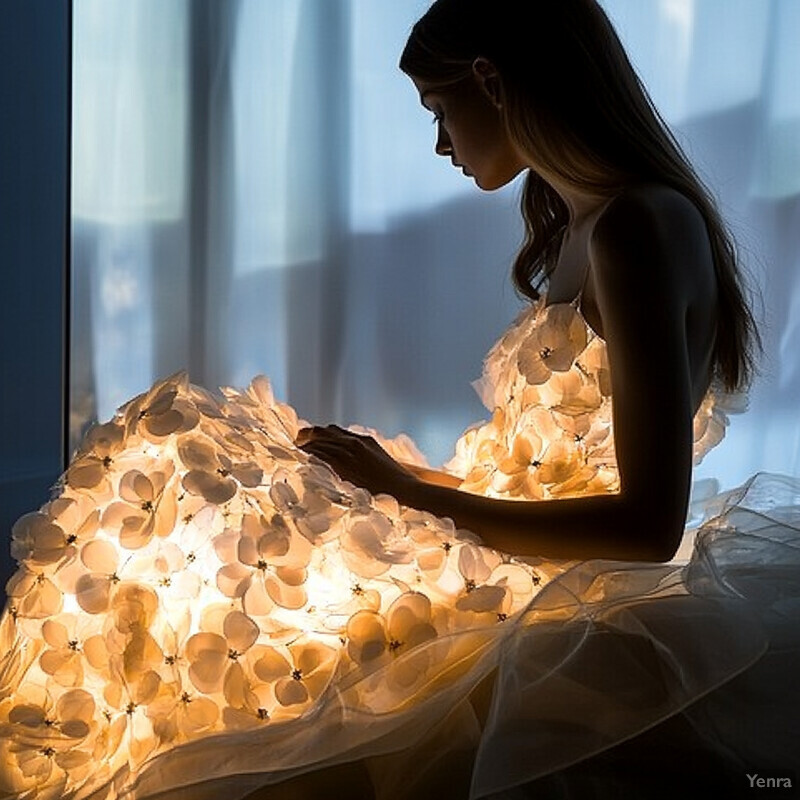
[70,0,800,490]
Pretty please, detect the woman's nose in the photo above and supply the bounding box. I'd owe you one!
[435,123,452,156]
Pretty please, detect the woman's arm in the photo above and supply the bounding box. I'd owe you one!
[400,463,464,489]
[302,188,717,563]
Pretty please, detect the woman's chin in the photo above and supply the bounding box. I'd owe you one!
[470,168,525,192]
[472,174,505,192]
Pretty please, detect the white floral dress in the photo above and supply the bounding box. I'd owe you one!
[0,297,796,799]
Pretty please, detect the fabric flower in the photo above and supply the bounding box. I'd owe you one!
[517,304,587,385]
[39,613,103,688]
[101,463,178,549]
[123,372,200,441]
[185,610,260,695]
[340,510,413,578]
[250,639,337,708]
[268,467,345,542]
[11,512,72,568]
[5,566,63,620]
[178,433,264,504]
[70,538,123,615]
[346,592,437,666]
[214,515,309,616]
[0,686,98,792]
[146,682,219,744]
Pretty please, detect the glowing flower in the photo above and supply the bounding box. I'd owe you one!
[111,583,160,637]
[178,433,264,504]
[123,372,200,441]
[544,369,603,416]
[452,544,508,614]
[247,376,303,441]
[101,463,178,549]
[80,419,126,460]
[62,538,122,615]
[5,566,63,619]
[340,510,413,578]
[99,666,160,770]
[577,337,613,398]
[185,610,260,695]
[2,686,95,741]
[268,466,345,542]
[146,682,219,744]
[517,303,588,385]
[0,686,98,792]
[492,426,551,500]
[250,639,337,708]
[39,613,102,687]
[64,455,113,495]
[346,592,437,666]
[214,515,309,616]
[11,513,71,567]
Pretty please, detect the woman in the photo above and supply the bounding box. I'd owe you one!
[301,0,758,564]
[1,2,795,799]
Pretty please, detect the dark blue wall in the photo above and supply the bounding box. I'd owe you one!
[0,1,70,598]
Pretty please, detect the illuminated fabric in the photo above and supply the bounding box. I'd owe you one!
[1,298,796,799]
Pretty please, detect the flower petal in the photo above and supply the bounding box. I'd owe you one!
[275,676,308,706]
[80,539,119,573]
[223,611,259,653]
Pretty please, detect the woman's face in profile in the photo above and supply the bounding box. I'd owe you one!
[411,73,526,191]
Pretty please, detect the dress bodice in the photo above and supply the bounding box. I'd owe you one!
[447,298,730,500]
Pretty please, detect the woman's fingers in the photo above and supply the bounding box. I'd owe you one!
[296,425,375,454]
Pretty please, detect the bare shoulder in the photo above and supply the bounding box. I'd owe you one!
[593,184,708,253]
[589,183,713,302]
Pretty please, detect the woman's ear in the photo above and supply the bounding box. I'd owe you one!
[472,57,502,108]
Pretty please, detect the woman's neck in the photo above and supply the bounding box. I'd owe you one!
[532,165,618,227]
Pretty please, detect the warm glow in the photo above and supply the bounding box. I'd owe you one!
[0,300,727,797]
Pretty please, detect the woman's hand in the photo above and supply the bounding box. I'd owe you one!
[297,425,419,499]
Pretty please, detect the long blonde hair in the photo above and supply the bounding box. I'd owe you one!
[400,0,760,392]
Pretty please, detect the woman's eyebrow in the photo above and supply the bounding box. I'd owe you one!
[419,89,434,109]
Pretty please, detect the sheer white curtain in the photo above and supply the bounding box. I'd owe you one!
[71,0,800,488]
